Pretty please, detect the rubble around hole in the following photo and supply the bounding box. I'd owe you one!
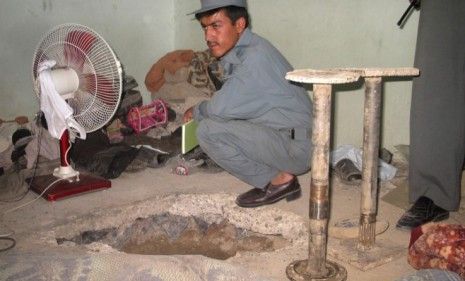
[22,193,307,256]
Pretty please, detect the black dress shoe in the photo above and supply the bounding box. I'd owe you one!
[235,177,301,208]
[396,196,449,231]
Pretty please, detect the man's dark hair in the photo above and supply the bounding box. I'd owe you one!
[195,6,250,28]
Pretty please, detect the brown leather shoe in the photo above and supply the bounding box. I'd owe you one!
[235,177,301,208]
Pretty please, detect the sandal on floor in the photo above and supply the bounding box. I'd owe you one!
[334,158,362,184]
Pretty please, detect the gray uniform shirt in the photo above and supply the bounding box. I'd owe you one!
[193,28,312,131]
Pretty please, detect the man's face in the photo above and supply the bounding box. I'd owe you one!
[200,10,245,58]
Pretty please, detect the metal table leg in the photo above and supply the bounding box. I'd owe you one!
[331,68,419,252]
[285,70,360,281]
[358,77,382,250]
[323,68,419,271]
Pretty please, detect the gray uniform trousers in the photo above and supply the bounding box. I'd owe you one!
[196,119,311,189]
[409,0,465,210]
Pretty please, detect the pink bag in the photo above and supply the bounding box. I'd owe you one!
[126,99,168,134]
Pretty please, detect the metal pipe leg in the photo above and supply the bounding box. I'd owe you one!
[287,84,347,281]
[307,84,331,277]
[358,77,382,250]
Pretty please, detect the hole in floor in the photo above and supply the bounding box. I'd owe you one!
[57,213,288,260]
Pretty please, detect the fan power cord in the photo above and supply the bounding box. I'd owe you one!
[0,237,16,252]
[2,177,63,217]
[0,178,64,251]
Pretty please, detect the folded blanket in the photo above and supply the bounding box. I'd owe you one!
[408,223,465,279]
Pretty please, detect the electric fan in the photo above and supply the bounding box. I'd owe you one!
[29,23,123,201]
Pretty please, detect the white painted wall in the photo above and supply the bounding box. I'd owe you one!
[0,0,419,149]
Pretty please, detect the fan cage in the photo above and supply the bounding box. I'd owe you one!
[32,23,122,133]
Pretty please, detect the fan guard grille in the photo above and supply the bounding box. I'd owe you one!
[32,23,122,133]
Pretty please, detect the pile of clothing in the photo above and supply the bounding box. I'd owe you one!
[0,117,60,174]
[0,117,60,200]
[72,48,226,179]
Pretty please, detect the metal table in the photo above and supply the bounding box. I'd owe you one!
[285,67,419,280]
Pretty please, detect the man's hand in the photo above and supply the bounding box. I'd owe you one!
[183,107,194,123]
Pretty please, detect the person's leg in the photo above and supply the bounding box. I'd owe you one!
[196,118,310,188]
[398,0,465,230]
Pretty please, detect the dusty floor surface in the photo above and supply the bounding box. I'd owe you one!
[1,151,464,281]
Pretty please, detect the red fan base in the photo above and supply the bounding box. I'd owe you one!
[27,130,111,201]
[28,173,111,201]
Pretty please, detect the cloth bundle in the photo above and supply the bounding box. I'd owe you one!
[145,49,223,98]
[408,223,465,279]
[145,50,195,93]
[38,60,86,140]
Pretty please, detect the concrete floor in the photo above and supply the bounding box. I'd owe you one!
[1,153,464,281]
